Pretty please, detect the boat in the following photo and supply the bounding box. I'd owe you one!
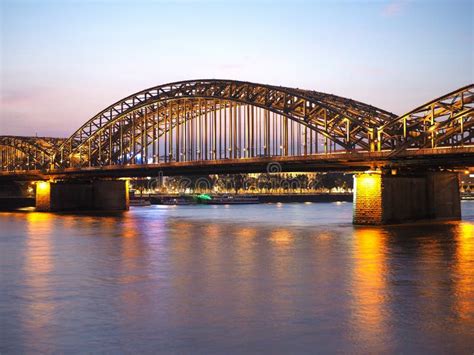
[129,199,151,206]
[461,192,474,200]
[204,195,259,205]
[162,197,196,205]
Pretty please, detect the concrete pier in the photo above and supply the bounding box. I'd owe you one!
[353,172,461,225]
[36,180,129,212]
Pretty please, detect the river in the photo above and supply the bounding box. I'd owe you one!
[1,202,473,353]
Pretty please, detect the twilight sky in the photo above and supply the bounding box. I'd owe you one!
[0,0,472,137]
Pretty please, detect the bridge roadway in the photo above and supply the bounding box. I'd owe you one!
[1,146,472,181]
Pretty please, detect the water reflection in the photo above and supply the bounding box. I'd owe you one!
[351,227,390,351]
[22,213,56,353]
[1,203,473,353]
[454,222,474,321]
[270,229,293,246]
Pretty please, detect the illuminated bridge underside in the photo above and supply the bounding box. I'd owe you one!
[0,80,472,175]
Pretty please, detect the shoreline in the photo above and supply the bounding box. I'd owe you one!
[147,193,353,204]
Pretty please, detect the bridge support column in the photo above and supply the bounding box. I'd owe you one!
[36,180,129,212]
[353,172,460,225]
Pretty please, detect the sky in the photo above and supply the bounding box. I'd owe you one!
[0,0,473,137]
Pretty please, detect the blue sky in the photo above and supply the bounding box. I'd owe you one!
[1,0,472,137]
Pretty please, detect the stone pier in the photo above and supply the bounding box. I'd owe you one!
[353,172,461,225]
[36,180,129,212]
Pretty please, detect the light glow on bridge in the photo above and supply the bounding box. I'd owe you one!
[35,181,51,212]
[36,181,50,193]
[0,80,472,174]
[353,173,383,225]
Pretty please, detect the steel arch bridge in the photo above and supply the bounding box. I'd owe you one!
[0,79,473,175]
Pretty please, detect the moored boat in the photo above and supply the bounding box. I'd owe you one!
[205,195,259,205]
[129,199,151,206]
[162,197,196,205]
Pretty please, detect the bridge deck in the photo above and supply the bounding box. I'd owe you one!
[1,147,472,181]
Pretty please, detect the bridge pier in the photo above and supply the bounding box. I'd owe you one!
[353,171,461,225]
[36,180,129,212]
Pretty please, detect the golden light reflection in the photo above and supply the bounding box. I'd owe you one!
[26,211,53,223]
[269,229,293,246]
[122,222,139,239]
[454,222,474,319]
[351,227,389,348]
[310,231,336,302]
[205,222,225,252]
[118,215,152,317]
[119,216,147,281]
[233,226,259,319]
[268,228,299,318]
[22,212,55,344]
[317,232,333,241]
[201,224,222,276]
[170,220,195,241]
[236,227,257,238]
[167,221,227,323]
[168,220,194,274]
[458,222,474,256]
[204,224,221,238]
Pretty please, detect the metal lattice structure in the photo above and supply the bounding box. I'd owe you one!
[0,136,64,171]
[53,79,399,168]
[381,84,474,155]
[0,80,472,173]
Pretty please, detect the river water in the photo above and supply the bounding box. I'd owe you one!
[1,202,473,354]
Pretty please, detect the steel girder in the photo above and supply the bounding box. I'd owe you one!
[380,84,474,155]
[0,136,63,170]
[55,79,396,167]
[82,99,218,167]
[105,100,221,165]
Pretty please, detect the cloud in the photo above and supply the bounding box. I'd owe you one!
[382,0,408,17]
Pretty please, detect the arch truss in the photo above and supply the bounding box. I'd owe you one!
[55,79,397,168]
[0,136,64,171]
[380,84,474,155]
[1,80,472,173]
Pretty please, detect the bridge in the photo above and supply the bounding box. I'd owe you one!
[1,79,473,224]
